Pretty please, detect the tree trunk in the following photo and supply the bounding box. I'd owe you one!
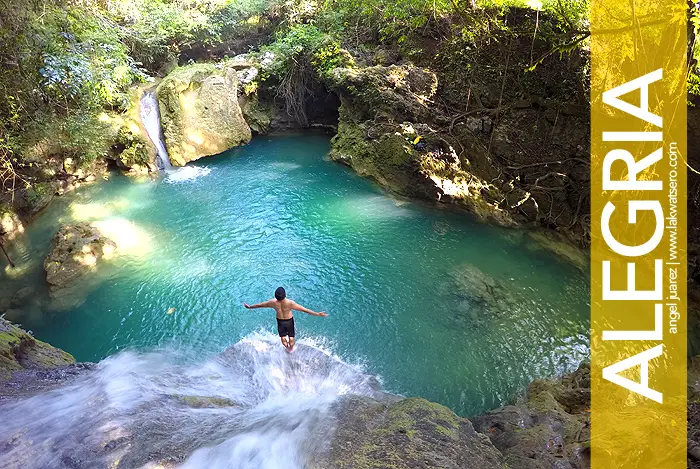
[0,239,15,268]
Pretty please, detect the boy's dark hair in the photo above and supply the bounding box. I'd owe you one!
[274,287,286,301]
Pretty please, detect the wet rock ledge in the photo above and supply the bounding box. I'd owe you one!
[0,323,592,469]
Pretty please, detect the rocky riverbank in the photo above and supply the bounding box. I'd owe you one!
[0,318,75,387]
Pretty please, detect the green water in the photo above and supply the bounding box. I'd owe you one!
[0,135,589,416]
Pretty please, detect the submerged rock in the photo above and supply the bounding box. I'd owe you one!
[442,263,520,328]
[524,230,589,272]
[157,63,252,166]
[473,363,591,469]
[0,317,75,385]
[43,223,117,306]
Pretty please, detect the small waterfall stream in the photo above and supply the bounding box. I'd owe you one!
[0,334,389,469]
[140,92,172,170]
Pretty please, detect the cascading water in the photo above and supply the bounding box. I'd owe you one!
[0,333,390,469]
[140,92,172,170]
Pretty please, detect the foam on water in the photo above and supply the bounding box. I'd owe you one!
[164,166,212,184]
[0,333,387,469]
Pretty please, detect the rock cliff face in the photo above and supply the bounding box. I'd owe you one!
[157,63,252,166]
[307,10,590,247]
[0,318,75,385]
[327,64,518,228]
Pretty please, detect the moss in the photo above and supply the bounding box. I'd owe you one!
[116,126,151,167]
[241,95,273,134]
[174,394,238,409]
[389,398,460,440]
[0,319,75,384]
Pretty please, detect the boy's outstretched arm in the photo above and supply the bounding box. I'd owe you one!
[292,301,328,317]
[244,299,275,309]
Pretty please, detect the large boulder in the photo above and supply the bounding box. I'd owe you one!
[157,63,252,166]
[0,317,75,385]
[318,396,507,469]
[43,223,117,305]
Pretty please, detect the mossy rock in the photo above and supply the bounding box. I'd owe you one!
[116,126,152,169]
[324,396,505,469]
[112,85,158,172]
[327,65,437,122]
[173,394,239,409]
[0,318,75,384]
[329,108,417,196]
[241,94,273,134]
[473,363,591,469]
[157,62,252,166]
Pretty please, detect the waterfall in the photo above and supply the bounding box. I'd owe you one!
[0,333,390,469]
[140,92,172,170]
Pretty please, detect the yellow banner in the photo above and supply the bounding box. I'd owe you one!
[591,0,687,467]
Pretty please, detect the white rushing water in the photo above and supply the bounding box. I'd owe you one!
[164,165,212,184]
[0,333,388,469]
[140,92,172,170]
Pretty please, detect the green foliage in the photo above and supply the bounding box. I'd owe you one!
[317,0,454,43]
[477,0,589,30]
[21,111,114,166]
[689,5,700,101]
[38,8,144,110]
[0,0,143,182]
[117,132,150,168]
[25,182,53,207]
[108,0,280,70]
[261,24,353,81]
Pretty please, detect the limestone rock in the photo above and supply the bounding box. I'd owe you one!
[317,396,506,469]
[0,317,75,385]
[327,64,517,227]
[241,95,273,134]
[0,207,24,240]
[157,63,252,166]
[473,363,591,469]
[328,65,438,122]
[43,223,117,298]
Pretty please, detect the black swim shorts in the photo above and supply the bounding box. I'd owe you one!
[276,317,295,338]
